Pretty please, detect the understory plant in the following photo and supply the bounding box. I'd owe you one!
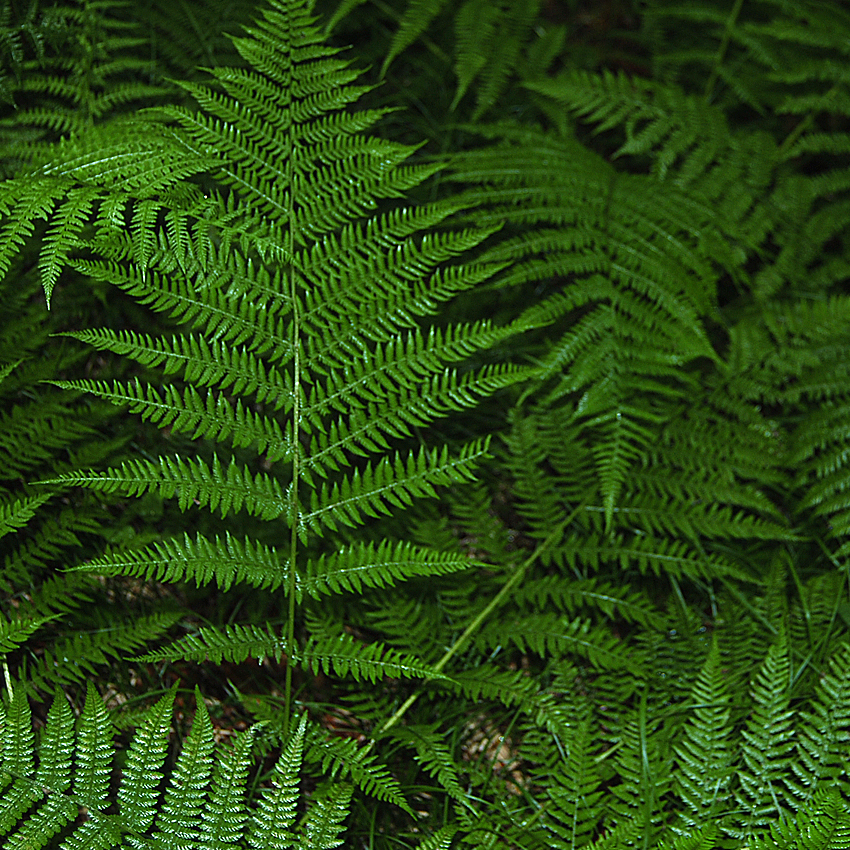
[0,0,849,847]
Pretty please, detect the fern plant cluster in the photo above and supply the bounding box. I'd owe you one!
[0,0,849,846]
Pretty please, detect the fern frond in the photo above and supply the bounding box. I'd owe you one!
[0,685,40,834]
[388,723,471,807]
[300,631,452,684]
[76,531,288,592]
[138,622,289,665]
[543,720,605,849]
[454,0,542,119]
[750,786,850,850]
[18,610,183,695]
[61,328,293,409]
[512,576,665,630]
[306,726,412,813]
[673,640,733,830]
[0,493,51,538]
[450,662,582,741]
[380,0,449,77]
[0,684,360,849]
[154,689,216,841]
[303,439,488,537]
[605,694,671,842]
[298,780,353,849]
[0,613,54,657]
[46,454,287,521]
[50,377,293,463]
[141,621,449,685]
[787,642,850,805]
[478,612,627,670]
[301,539,475,600]
[525,69,734,181]
[730,632,796,839]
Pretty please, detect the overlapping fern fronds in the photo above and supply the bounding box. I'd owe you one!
[1,0,849,845]
[0,254,183,699]
[441,121,794,588]
[506,631,850,848]
[0,0,168,176]
[326,0,545,119]
[0,0,539,732]
[0,684,360,849]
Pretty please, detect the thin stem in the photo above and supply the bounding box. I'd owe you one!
[284,147,299,737]
[373,507,580,741]
[704,0,745,103]
[776,84,839,160]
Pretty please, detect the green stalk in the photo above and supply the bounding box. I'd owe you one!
[704,0,745,102]
[284,149,300,737]
[374,506,580,740]
[777,84,839,160]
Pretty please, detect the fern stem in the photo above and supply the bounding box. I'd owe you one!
[704,0,745,103]
[374,512,576,739]
[284,157,299,738]
[776,84,839,160]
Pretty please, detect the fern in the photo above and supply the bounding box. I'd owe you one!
[0,0,168,177]
[0,683,366,849]
[672,640,733,832]
[0,0,548,746]
[1,0,850,845]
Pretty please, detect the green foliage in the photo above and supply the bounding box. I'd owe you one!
[0,685,363,849]
[0,0,849,846]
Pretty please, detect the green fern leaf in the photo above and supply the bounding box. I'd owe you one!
[300,632,452,684]
[248,713,305,847]
[0,493,51,538]
[303,439,488,536]
[60,329,292,409]
[6,689,77,849]
[541,719,604,848]
[388,723,471,808]
[49,377,293,462]
[787,642,850,804]
[731,631,796,839]
[478,612,627,670]
[673,640,733,829]
[301,539,476,600]
[0,613,55,657]
[196,724,260,848]
[76,531,288,593]
[0,689,351,849]
[380,0,448,77]
[751,786,850,850]
[137,622,289,665]
[46,454,287,521]
[0,685,39,834]
[117,686,175,834]
[154,688,216,842]
[305,727,412,813]
[299,781,353,850]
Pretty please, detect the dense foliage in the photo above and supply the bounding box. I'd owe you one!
[0,0,849,846]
